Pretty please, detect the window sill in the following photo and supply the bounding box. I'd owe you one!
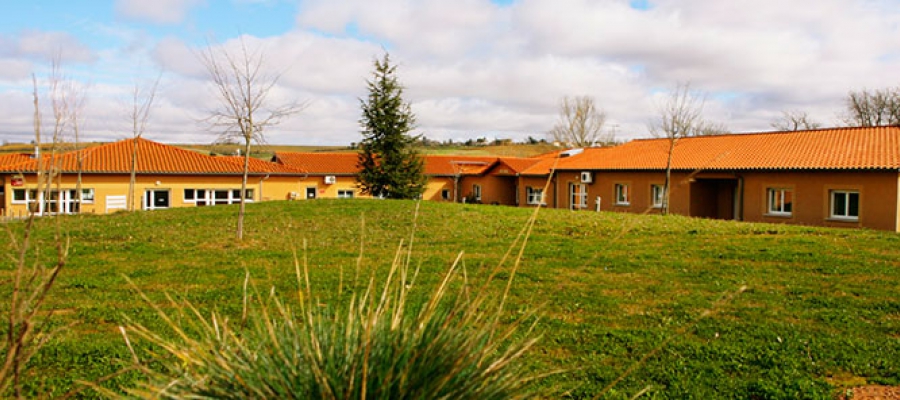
[764,213,793,219]
[614,203,631,207]
[827,217,859,223]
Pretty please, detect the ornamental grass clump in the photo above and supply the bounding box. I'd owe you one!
[111,204,547,399]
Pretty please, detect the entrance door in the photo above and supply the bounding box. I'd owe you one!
[144,190,170,210]
[569,183,587,210]
[306,187,317,199]
[689,179,737,220]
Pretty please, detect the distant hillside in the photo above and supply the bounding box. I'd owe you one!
[1,141,560,158]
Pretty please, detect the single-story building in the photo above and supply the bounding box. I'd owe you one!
[0,138,310,217]
[5,126,899,231]
[547,126,900,231]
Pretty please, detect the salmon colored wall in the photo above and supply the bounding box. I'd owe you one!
[552,171,689,214]
[741,171,898,231]
[459,175,517,205]
[294,175,369,200]
[517,176,554,208]
[423,177,455,202]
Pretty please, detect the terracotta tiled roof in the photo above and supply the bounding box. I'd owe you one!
[422,155,499,176]
[556,126,900,171]
[493,157,542,175]
[0,138,290,175]
[0,153,33,168]
[219,155,308,174]
[273,152,361,174]
[519,157,562,176]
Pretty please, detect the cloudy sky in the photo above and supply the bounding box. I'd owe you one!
[1,0,898,145]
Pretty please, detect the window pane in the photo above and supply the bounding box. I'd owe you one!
[215,190,228,199]
[783,190,793,213]
[232,189,242,199]
[833,192,846,216]
[848,192,859,217]
[245,189,253,199]
[13,189,25,201]
[184,189,194,200]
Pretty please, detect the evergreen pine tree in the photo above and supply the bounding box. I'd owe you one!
[357,53,425,199]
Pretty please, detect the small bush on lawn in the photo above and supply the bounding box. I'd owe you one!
[112,238,544,399]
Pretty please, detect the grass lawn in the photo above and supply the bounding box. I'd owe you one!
[3,200,899,398]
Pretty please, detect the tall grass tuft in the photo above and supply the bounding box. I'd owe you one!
[111,202,548,399]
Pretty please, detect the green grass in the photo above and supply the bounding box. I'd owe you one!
[2,200,899,398]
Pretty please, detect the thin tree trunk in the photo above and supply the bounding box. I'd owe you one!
[129,139,138,211]
[662,138,676,215]
[237,137,251,240]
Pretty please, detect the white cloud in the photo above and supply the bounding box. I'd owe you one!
[115,0,206,25]
[4,0,900,145]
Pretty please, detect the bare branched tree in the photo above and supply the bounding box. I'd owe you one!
[649,83,724,214]
[127,76,160,212]
[1,67,70,399]
[771,110,821,131]
[198,37,304,240]
[548,95,612,147]
[843,87,900,127]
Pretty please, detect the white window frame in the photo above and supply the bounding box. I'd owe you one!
[650,184,664,208]
[337,189,354,199]
[441,189,450,200]
[614,183,630,206]
[766,188,793,216]
[830,190,859,221]
[570,183,587,209]
[184,188,253,206]
[526,186,545,205]
[472,184,482,202]
[144,189,171,211]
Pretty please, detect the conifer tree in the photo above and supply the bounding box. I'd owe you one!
[357,53,425,199]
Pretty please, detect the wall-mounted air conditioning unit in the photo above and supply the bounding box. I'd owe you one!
[324,175,336,185]
[580,171,593,184]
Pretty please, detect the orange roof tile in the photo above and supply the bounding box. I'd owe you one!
[219,155,308,174]
[0,153,33,168]
[556,126,900,171]
[273,152,361,174]
[499,157,540,174]
[0,138,291,175]
[422,155,498,176]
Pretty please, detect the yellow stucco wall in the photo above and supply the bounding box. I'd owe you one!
[0,173,366,216]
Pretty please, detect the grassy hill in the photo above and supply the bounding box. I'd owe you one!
[3,200,899,398]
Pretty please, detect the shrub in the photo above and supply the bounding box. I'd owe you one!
[114,223,545,399]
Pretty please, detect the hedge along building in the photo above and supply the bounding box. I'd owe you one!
[549,126,900,231]
[0,138,310,217]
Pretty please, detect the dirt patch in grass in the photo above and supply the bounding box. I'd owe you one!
[840,385,900,399]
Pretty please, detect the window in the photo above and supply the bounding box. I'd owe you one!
[338,189,354,199]
[767,188,793,216]
[80,189,94,203]
[651,184,664,208]
[183,188,251,206]
[12,189,27,203]
[830,190,859,221]
[526,187,545,205]
[144,189,170,210]
[614,183,630,206]
[570,183,587,209]
[472,184,482,202]
[441,189,450,200]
